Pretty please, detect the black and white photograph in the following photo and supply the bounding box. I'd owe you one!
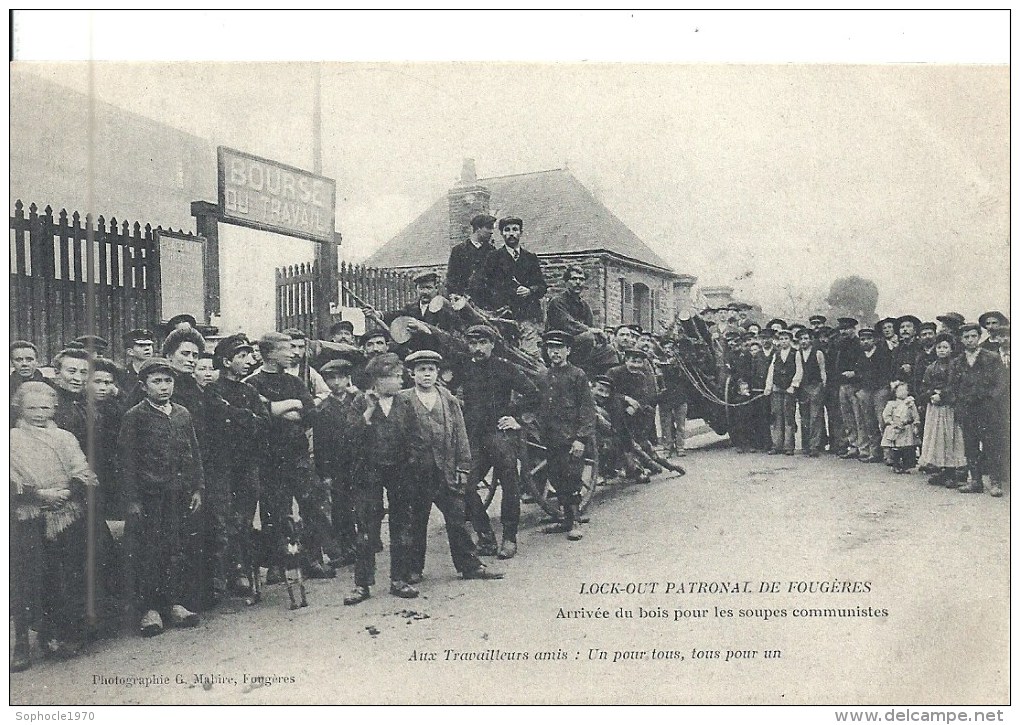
[7,10,1011,714]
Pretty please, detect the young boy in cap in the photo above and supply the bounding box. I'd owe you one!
[118,357,204,637]
[400,350,504,582]
[206,335,270,597]
[536,331,597,540]
[313,355,364,569]
[460,324,539,560]
[764,329,802,455]
[341,353,419,603]
[606,347,661,470]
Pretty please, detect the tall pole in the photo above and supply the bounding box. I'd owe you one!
[311,64,338,336]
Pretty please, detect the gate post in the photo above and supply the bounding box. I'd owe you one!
[314,229,341,337]
[190,200,220,323]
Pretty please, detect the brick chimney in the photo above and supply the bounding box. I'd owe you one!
[447,158,491,247]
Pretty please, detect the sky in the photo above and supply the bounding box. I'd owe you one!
[10,12,1010,323]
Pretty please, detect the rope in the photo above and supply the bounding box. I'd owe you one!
[668,353,768,409]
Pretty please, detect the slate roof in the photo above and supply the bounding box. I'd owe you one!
[364,168,677,275]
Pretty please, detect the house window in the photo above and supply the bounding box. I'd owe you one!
[633,282,651,330]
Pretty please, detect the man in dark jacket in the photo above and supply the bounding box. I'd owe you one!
[446,213,496,298]
[460,325,539,559]
[852,327,895,463]
[206,335,270,596]
[545,265,605,373]
[833,318,864,459]
[535,331,597,541]
[472,216,547,356]
[947,323,1006,496]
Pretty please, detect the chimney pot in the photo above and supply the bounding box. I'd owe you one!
[460,158,477,185]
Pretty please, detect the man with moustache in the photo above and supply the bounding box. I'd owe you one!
[893,315,922,388]
[852,327,896,464]
[473,216,547,356]
[460,325,539,560]
[545,265,605,373]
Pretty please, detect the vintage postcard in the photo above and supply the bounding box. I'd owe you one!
[7,10,1010,714]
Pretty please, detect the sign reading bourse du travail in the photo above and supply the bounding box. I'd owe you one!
[217,146,337,243]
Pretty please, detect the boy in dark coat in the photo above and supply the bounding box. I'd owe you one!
[118,358,204,637]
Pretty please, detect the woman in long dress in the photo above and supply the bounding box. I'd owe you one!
[917,334,968,486]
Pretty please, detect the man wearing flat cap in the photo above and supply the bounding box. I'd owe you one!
[206,335,270,598]
[852,327,896,463]
[365,271,464,338]
[447,213,497,299]
[831,317,863,458]
[795,328,827,456]
[117,328,157,392]
[536,331,597,541]
[328,319,356,346]
[808,314,827,330]
[459,324,540,560]
[472,216,547,356]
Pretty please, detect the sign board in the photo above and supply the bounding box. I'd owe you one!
[217,146,337,243]
[156,230,206,323]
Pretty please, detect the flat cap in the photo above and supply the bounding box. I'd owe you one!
[795,328,815,339]
[137,357,174,377]
[542,330,572,347]
[858,327,877,338]
[958,323,981,336]
[623,347,649,360]
[470,213,497,228]
[319,358,355,376]
[592,375,613,388]
[774,329,794,339]
[465,324,498,341]
[808,315,827,324]
[918,321,938,333]
[837,317,859,329]
[498,216,523,230]
[404,349,443,366]
[413,271,440,286]
[71,335,109,351]
[616,323,642,335]
[123,328,157,346]
[213,335,253,362]
[329,320,355,335]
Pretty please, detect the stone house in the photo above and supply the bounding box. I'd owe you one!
[363,160,696,332]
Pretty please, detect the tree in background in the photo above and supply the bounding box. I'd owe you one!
[826,275,879,325]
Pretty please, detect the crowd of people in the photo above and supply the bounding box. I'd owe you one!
[7,209,1009,676]
[708,307,1010,496]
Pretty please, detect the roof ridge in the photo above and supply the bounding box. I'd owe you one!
[479,168,566,182]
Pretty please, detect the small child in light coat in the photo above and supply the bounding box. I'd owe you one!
[881,382,921,473]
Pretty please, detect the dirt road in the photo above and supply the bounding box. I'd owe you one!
[10,433,1009,705]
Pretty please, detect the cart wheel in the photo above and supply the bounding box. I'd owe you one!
[522,440,599,519]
